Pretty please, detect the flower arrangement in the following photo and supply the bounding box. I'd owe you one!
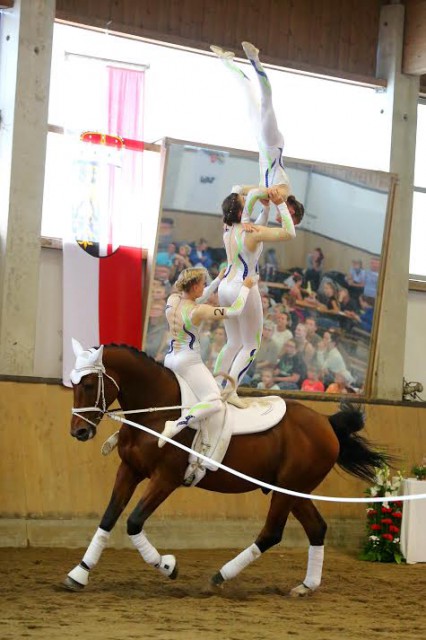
[411,456,426,481]
[360,464,404,563]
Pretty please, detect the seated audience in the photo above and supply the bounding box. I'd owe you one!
[189,238,213,269]
[274,339,307,390]
[346,259,365,291]
[358,295,374,333]
[252,321,280,379]
[271,311,293,352]
[326,369,354,394]
[363,257,380,300]
[257,367,281,391]
[294,322,316,367]
[315,331,348,386]
[304,247,324,292]
[301,366,325,393]
[304,316,321,348]
[206,325,227,370]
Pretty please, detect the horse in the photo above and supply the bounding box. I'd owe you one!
[65,341,387,595]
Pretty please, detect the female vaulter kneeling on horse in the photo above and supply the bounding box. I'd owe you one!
[158,267,255,447]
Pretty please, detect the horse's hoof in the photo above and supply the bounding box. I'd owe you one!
[62,576,86,592]
[289,583,313,598]
[157,554,178,580]
[169,563,179,580]
[210,571,225,588]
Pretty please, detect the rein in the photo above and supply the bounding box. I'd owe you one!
[72,366,188,428]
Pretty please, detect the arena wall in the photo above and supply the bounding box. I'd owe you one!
[1,380,424,549]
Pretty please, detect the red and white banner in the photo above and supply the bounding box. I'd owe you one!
[62,65,145,385]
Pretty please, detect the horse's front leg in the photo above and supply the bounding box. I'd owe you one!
[289,498,327,597]
[64,461,141,591]
[126,474,180,579]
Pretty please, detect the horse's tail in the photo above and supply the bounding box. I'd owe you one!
[328,402,392,483]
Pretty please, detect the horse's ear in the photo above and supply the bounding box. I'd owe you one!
[93,344,104,365]
[72,338,84,358]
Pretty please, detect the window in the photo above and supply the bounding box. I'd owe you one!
[42,23,388,239]
[409,101,426,280]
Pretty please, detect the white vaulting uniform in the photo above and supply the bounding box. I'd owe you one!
[215,224,263,388]
[218,48,291,193]
[165,285,250,430]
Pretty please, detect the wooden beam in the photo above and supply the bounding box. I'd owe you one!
[0,1,14,8]
[403,0,426,75]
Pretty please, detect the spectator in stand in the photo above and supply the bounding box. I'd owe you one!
[316,280,340,330]
[274,338,307,390]
[170,243,192,284]
[257,366,280,391]
[358,295,375,333]
[206,325,227,370]
[346,259,365,292]
[338,287,361,331]
[326,369,354,394]
[271,311,293,353]
[315,331,347,387]
[157,217,175,252]
[305,247,324,292]
[317,281,340,313]
[281,293,305,330]
[289,273,304,301]
[263,247,279,280]
[301,365,325,393]
[363,257,380,300]
[294,322,316,367]
[189,238,214,269]
[154,264,173,296]
[145,299,169,362]
[252,320,280,379]
[156,242,177,268]
[305,316,321,349]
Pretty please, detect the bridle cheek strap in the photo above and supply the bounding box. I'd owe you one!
[72,368,120,428]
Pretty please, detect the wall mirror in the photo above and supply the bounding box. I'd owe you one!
[144,137,396,398]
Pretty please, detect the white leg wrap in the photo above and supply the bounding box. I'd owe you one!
[129,530,161,567]
[82,527,111,569]
[220,543,261,581]
[67,563,90,586]
[303,545,324,590]
[129,531,176,577]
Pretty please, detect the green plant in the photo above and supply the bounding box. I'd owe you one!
[411,456,426,481]
[360,465,404,564]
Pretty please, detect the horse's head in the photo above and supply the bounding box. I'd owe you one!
[70,339,120,442]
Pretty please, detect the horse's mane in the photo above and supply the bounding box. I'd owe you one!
[101,343,176,381]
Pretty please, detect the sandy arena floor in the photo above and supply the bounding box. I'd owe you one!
[1,547,424,640]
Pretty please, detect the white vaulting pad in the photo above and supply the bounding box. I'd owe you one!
[175,373,286,436]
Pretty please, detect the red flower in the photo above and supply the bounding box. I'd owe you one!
[389,525,400,533]
[381,518,393,525]
[381,507,392,513]
[370,524,381,531]
[393,501,403,507]
[367,509,377,516]
[392,512,403,519]
[381,533,393,541]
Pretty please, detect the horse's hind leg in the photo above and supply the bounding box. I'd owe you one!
[211,492,296,588]
[289,498,327,597]
[64,462,140,591]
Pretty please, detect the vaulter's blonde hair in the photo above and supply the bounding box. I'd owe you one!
[175,267,207,293]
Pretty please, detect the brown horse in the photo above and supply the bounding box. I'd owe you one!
[65,342,387,595]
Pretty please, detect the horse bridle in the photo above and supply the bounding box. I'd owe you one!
[72,366,120,429]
